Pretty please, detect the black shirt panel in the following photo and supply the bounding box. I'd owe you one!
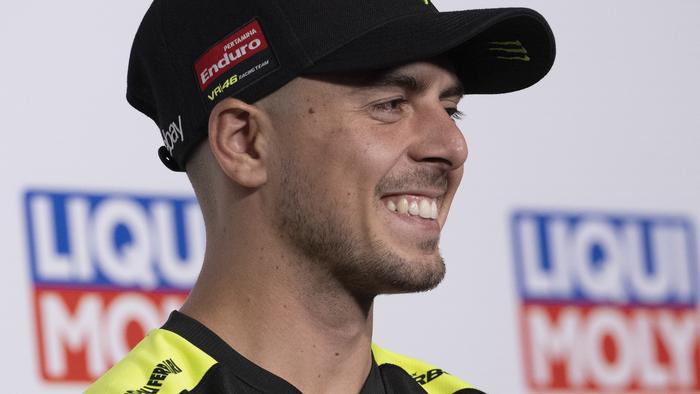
[164,311,476,394]
[180,363,261,394]
[181,356,425,394]
[163,311,302,393]
[165,311,415,393]
[376,363,431,394]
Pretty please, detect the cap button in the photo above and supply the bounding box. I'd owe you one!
[158,146,182,171]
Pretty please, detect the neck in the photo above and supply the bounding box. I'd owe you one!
[180,225,375,394]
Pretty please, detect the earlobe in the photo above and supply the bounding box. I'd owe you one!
[208,98,269,188]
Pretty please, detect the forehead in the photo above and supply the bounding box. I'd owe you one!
[300,57,463,96]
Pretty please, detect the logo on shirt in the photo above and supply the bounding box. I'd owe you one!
[511,210,699,393]
[413,368,446,385]
[124,358,182,394]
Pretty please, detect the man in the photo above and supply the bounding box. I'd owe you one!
[87,0,554,392]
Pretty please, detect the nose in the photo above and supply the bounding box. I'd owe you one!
[407,104,468,170]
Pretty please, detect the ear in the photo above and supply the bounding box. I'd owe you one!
[208,98,270,188]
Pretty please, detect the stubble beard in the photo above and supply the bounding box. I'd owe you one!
[273,158,446,298]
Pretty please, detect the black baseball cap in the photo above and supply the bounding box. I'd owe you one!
[127,0,556,172]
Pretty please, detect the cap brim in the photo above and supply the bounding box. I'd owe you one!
[307,8,556,94]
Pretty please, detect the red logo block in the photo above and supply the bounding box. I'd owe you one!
[521,303,700,392]
[195,20,269,90]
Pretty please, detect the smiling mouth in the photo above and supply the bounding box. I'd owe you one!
[382,195,439,220]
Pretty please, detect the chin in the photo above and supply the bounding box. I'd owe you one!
[380,238,446,291]
[337,243,447,297]
[380,254,446,294]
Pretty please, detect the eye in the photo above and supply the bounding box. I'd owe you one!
[446,108,465,120]
[373,98,407,113]
[369,98,408,122]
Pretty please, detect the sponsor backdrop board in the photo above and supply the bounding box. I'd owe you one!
[1,1,698,393]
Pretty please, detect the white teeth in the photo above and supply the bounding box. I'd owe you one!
[408,200,419,216]
[386,196,439,220]
[419,199,432,218]
[397,198,409,214]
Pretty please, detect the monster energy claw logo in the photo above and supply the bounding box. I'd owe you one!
[489,40,531,62]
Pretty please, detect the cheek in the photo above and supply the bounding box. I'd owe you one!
[332,130,397,194]
[283,105,402,201]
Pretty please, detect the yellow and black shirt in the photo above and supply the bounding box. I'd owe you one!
[86,311,484,394]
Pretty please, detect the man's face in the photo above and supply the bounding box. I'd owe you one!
[264,59,468,296]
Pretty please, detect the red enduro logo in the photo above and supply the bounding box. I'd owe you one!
[25,190,203,383]
[194,20,269,91]
[512,211,700,393]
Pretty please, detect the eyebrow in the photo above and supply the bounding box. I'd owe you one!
[358,72,465,99]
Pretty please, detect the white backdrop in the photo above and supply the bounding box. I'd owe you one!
[1,1,699,393]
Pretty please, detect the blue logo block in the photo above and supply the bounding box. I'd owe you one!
[511,210,698,306]
[25,190,203,291]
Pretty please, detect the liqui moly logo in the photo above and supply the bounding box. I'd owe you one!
[512,210,700,393]
[195,20,269,90]
[24,190,204,383]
